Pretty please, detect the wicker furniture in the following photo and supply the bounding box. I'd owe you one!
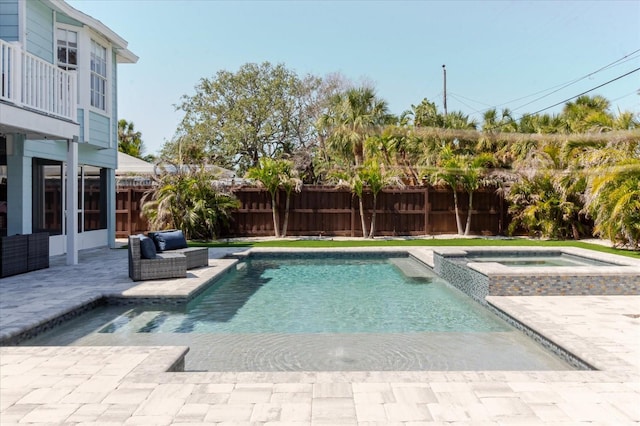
[128,236,187,281]
[169,246,209,269]
[147,231,209,269]
[27,233,50,271]
[0,233,49,278]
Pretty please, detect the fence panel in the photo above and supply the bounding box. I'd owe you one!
[115,185,507,238]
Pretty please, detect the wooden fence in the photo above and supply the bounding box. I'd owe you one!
[116,185,507,238]
[116,187,150,237]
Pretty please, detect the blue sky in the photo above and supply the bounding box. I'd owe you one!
[68,0,640,155]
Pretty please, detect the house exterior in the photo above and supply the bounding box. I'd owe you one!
[0,0,137,264]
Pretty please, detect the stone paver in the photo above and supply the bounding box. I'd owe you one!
[1,244,639,424]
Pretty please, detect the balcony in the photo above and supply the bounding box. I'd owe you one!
[1,39,78,139]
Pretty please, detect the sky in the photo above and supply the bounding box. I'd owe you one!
[67,0,640,156]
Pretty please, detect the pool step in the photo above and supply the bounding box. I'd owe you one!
[390,258,438,281]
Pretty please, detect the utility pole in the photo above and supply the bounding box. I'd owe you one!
[442,64,447,116]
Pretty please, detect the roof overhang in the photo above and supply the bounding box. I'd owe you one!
[45,0,139,64]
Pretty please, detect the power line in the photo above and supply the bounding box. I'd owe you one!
[523,66,640,118]
[511,51,640,112]
[487,49,640,112]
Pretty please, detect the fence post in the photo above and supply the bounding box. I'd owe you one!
[350,194,355,237]
[423,187,430,235]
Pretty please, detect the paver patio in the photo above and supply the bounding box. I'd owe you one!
[0,244,639,424]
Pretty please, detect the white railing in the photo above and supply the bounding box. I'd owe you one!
[0,39,77,122]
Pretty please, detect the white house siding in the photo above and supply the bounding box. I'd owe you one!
[25,0,53,62]
[0,0,18,41]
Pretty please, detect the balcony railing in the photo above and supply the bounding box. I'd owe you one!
[1,39,77,122]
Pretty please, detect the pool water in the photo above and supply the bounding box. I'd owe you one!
[22,254,573,371]
[466,253,614,267]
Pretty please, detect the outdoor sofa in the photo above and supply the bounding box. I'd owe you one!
[0,232,49,278]
[127,230,208,281]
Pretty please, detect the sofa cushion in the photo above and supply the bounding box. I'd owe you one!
[158,230,188,250]
[152,234,166,252]
[138,234,157,259]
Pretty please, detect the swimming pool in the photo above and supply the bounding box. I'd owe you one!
[21,253,572,371]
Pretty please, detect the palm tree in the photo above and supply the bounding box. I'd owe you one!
[561,95,613,133]
[279,161,302,237]
[118,119,145,159]
[425,145,465,234]
[245,158,286,237]
[426,147,495,236]
[320,86,392,166]
[405,98,444,127]
[358,159,403,238]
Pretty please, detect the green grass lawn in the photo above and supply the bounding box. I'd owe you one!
[190,237,640,259]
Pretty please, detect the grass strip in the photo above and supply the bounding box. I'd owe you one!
[189,238,640,259]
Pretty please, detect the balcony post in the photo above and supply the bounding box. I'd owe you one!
[11,42,22,107]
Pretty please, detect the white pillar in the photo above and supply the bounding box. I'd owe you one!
[66,139,78,265]
[107,168,116,248]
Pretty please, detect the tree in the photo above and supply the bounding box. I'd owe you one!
[245,157,301,238]
[561,95,613,133]
[358,159,403,238]
[585,160,640,249]
[175,62,324,175]
[141,164,239,240]
[426,147,495,236]
[279,163,302,237]
[404,98,443,127]
[318,86,394,167]
[118,119,146,159]
[245,158,285,237]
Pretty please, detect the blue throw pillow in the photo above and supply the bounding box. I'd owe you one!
[159,230,188,250]
[138,234,157,259]
[152,234,166,252]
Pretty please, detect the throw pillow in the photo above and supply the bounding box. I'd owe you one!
[152,234,166,252]
[159,230,188,250]
[138,235,157,259]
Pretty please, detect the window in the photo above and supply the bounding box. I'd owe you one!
[56,29,78,71]
[33,161,107,235]
[32,159,63,235]
[90,40,107,110]
[78,165,107,232]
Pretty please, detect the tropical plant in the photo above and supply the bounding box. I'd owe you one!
[278,162,303,237]
[505,170,587,240]
[141,164,240,240]
[118,119,147,159]
[245,157,302,237]
[584,159,640,249]
[359,159,403,238]
[424,146,495,236]
[246,158,285,237]
[328,157,402,238]
[318,86,394,167]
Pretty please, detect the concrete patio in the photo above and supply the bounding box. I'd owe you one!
[1,244,639,424]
